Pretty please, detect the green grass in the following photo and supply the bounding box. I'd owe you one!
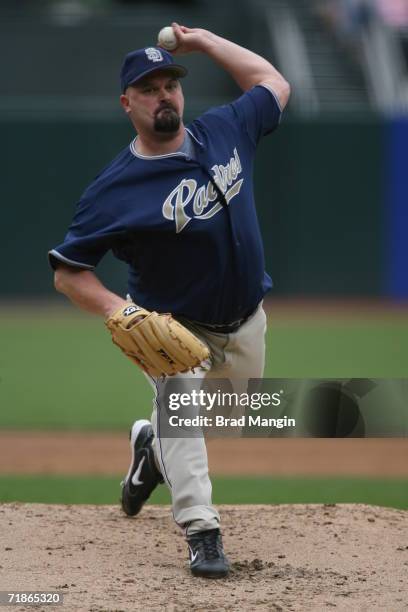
[0,313,407,429]
[264,320,408,378]
[0,476,407,509]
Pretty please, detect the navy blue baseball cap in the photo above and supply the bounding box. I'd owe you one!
[120,47,188,92]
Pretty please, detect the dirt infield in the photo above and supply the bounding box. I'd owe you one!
[1,432,407,610]
[2,432,407,610]
[1,432,407,476]
[1,503,407,611]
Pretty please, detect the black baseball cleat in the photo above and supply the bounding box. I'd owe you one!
[121,419,164,517]
[187,528,230,578]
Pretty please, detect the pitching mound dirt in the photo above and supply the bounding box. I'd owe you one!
[1,503,407,611]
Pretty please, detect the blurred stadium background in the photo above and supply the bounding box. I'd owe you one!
[0,0,407,507]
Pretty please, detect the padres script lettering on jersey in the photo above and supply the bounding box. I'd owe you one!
[162,148,243,233]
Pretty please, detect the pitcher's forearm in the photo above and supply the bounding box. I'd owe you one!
[171,24,290,107]
[54,266,127,319]
[203,33,287,92]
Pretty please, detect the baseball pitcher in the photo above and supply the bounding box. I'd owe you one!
[49,23,290,578]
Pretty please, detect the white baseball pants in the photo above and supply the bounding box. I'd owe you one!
[146,302,267,536]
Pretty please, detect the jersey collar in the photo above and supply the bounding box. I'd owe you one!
[129,128,203,160]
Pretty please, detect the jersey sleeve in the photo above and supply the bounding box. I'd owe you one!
[201,84,282,148]
[48,195,122,270]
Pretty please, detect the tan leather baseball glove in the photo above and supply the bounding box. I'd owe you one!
[105,304,210,378]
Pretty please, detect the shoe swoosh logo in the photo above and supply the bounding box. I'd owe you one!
[131,456,145,486]
[189,546,198,563]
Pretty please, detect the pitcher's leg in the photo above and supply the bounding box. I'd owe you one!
[205,304,267,430]
[227,303,267,380]
[150,372,220,535]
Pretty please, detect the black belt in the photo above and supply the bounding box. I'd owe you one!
[193,308,256,334]
[197,321,244,334]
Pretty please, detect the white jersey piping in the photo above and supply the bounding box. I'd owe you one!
[129,128,203,160]
[258,83,283,114]
[48,249,95,270]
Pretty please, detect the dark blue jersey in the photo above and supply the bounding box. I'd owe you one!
[49,84,282,324]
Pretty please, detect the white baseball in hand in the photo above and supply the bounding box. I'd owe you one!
[158,26,178,51]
